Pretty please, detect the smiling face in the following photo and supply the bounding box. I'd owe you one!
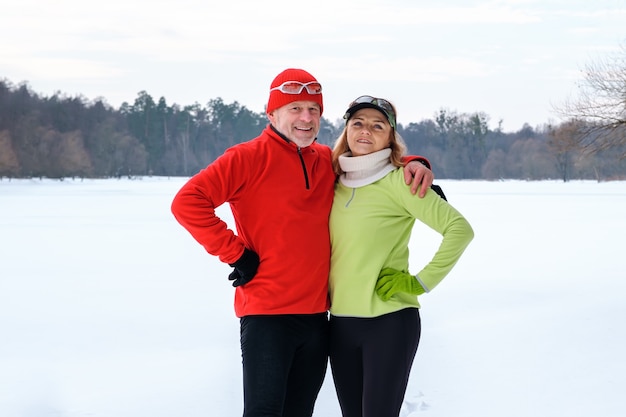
[268,101,321,148]
[346,108,393,156]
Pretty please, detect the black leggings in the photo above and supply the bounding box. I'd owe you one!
[329,308,420,417]
[240,313,329,417]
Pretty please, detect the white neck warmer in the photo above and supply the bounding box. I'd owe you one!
[338,148,396,188]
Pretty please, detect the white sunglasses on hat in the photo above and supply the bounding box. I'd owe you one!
[270,81,322,95]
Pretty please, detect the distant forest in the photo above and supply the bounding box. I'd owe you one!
[1,78,625,181]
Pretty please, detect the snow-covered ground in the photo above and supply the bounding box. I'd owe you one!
[1,177,624,417]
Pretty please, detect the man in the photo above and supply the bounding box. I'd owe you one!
[171,68,434,417]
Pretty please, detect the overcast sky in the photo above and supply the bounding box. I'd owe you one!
[2,0,625,132]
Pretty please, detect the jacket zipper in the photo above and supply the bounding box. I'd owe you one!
[297,147,310,189]
[345,188,356,207]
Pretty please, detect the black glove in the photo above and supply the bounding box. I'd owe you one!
[228,248,260,287]
[430,184,447,201]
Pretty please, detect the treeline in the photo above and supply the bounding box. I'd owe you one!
[1,79,624,180]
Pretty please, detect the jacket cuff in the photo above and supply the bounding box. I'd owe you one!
[401,155,431,170]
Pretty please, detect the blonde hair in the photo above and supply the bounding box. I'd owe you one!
[331,110,407,175]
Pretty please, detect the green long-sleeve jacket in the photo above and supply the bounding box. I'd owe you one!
[329,167,474,318]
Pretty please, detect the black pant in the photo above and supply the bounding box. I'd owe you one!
[240,313,329,417]
[329,308,421,417]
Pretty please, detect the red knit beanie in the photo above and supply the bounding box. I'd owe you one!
[266,68,324,115]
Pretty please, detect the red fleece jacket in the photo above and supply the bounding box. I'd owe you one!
[171,125,336,317]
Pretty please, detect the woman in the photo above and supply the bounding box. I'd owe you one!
[328,95,474,417]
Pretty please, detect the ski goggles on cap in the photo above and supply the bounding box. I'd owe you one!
[270,81,323,95]
[344,95,396,129]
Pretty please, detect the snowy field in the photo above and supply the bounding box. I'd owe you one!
[1,177,624,417]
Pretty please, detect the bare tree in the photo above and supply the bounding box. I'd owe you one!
[548,120,583,182]
[556,41,626,157]
[0,130,19,177]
